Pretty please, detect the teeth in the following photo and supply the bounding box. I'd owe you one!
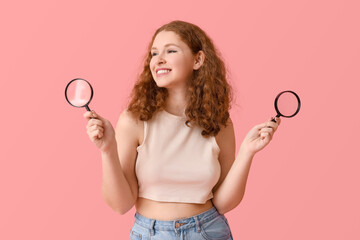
[157,69,171,74]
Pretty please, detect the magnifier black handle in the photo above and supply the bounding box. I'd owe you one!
[85,105,96,119]
[271,114,281,123]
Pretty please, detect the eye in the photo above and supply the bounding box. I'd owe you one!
[168,50,177,53]
[151,52,158,57]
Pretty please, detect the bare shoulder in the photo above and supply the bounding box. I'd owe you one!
[115,109,144,145]
[215,117,235,146]
[116,109,142,129]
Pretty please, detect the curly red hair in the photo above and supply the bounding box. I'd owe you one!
[128,20,232,137]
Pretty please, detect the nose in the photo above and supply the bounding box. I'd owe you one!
[156,51,166,65]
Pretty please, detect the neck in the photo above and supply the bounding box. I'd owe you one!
[165,87,188,116]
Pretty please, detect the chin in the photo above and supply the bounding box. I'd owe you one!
[154,79,169,88]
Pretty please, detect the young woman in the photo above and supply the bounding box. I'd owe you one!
[84,20,280,240]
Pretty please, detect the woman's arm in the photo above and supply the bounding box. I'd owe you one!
[101,144,136,214]
[84,110,141,214]
[102,110,142,214]
[212,117,280,214]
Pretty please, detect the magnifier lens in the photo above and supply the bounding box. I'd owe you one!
[276,91,300,117]
[65,79,93,107]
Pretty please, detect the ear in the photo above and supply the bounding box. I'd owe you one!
[193,50,205,70]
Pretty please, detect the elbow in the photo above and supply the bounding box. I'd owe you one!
[102,193,135,215]
[216,203,238,215]
[213,196,243,215]
[112,206,132,215]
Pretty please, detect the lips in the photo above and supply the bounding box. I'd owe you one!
[155,68,172,76]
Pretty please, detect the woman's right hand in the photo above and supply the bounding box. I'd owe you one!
[83,110,116,153]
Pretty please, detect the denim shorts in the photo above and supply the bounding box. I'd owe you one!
[129,206,233,240]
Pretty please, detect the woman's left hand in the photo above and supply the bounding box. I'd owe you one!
[240,117,281,156]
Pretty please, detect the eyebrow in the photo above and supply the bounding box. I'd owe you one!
[151,43,180,50]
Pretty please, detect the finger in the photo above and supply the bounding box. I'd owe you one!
[261,133,272,144]
[83,111,94,119]
[260,127,274,134]
[88,125,104,133]
[90,110,98,118]
[90,110,107,122]
[87,119,104,128]
[254,122,268,130]
[265,118,280,130]
[266,121,278,129]
[90,131,98,141]
[96,129,104,139]
[87,125,104,137]
[83,110,97,118]
[260,130,273,140]
[275,117,281,125]
[271,116,281,123]
[260,131,273,141]
[90,129,103,140]
[260,128,274,137]
[271,117,281,125]
[83,110,104,121]
[260,131,270,140]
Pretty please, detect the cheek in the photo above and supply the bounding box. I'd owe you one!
[149,59,156,74]
[173,57,189,70]
[176,58,194,76]
[149,58,155,69]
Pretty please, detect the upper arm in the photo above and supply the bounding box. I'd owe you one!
[212,118,236,193]
[115,109,143,201]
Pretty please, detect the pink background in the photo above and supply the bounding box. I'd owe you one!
[1,0,359,239]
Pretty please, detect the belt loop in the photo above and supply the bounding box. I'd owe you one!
[194,215,201,233]
[149,219,155,236]
[173,221,179,235]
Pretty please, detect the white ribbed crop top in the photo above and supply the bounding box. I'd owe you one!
[135,110,221,204]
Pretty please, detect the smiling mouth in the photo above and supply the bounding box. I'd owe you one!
[157,69,171,73]
[156,69,172,76]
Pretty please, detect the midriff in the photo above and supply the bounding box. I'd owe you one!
[135,197,214,221]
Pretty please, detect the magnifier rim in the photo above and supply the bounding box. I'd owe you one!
[65,78,94,108]
[274,90,301,118]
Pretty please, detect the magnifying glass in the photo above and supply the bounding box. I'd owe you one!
[65,78,93,112]
[271,90,301,123]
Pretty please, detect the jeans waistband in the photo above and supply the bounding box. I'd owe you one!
[134,206,220,233]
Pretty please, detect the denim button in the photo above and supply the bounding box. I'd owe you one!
[175,222,186,228]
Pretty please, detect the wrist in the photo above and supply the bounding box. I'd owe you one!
[101,141,118,156]
[239,144,256,159]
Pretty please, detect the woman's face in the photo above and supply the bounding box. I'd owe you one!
[150,31,197,90]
